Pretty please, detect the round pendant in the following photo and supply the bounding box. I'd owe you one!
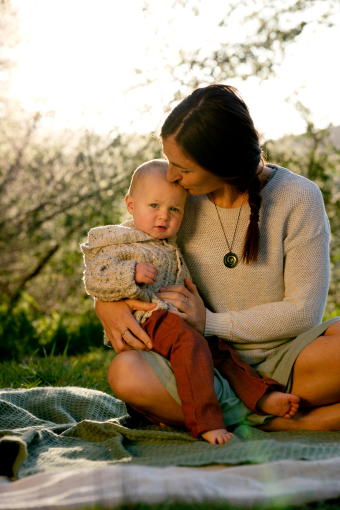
[224,252,238,268]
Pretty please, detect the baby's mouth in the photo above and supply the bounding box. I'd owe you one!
[155,226,166,230]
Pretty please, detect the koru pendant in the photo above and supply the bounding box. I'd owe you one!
[224,252,238,268]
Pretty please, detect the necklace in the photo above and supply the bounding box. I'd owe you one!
[212,193,247,268]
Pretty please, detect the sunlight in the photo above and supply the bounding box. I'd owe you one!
[10,0,340,139]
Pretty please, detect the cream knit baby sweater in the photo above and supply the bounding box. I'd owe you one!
[176,165,331,365]
[81,220,191,345]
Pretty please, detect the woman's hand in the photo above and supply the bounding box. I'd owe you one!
[156,277,206,335]
[95,299,156,353]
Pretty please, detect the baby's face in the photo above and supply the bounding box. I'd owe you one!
[126,172,187,239]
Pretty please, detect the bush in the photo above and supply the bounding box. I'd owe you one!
[0,295,104,361]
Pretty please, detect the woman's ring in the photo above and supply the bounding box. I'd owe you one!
[122,329,128,337]
[185,297,188,303]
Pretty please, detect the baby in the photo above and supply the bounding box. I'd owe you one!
[81,160,300,444]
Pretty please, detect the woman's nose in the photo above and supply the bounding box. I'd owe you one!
[167,165,181,183]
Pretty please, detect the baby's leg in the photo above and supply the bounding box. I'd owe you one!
[142,311,233,443]
[208,336,300,417]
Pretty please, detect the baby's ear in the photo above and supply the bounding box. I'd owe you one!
[125,194,134,214]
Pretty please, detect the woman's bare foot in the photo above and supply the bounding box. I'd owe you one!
[257,390,300,418]
[201,428,234,444]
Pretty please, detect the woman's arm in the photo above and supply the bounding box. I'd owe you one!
[96,299,156,353]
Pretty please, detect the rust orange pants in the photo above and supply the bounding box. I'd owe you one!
[141,310,284,438]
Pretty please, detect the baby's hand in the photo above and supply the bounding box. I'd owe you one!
[135,262,159,285]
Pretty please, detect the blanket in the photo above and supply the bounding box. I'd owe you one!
[2,460,340,510]
[1,387,340,480]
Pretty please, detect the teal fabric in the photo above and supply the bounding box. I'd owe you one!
[214,369,250,426]
[1,386,340,480]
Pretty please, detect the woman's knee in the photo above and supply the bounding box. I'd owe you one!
[324,319,340,337]
[107,350,144,400]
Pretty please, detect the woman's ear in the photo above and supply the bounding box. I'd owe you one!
[125,194,134,215]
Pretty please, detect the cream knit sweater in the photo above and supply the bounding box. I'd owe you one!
[176,165,331,365]
[80,220,191,342]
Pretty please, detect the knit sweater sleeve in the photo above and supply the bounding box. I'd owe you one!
[204,184,330,344]
[83,246,149,302]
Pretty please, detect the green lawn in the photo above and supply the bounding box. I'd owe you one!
[0,347,114,392]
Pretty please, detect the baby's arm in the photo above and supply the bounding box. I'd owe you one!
[83,246,150,302]
[135,262,158,285]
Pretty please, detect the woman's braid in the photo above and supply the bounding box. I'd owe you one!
[242,174,262,264]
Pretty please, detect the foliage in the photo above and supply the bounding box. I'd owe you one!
[0,292,105,361]
[0,0,20,73]
[0,104,161,309]
[134,0,340,102]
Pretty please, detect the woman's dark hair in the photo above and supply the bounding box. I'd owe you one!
[160,84,264,264]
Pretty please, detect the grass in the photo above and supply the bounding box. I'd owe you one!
[0,345,115,393]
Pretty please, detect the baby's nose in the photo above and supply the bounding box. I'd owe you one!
[158,209,169,220]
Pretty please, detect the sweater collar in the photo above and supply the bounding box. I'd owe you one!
[121,219,178,245]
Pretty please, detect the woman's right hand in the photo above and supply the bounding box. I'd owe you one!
[95,299,156,353]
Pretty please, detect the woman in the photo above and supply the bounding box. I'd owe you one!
[98,84,340,431]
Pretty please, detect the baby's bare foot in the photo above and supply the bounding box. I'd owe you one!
[201,428,234,445]
[257,390,300,418]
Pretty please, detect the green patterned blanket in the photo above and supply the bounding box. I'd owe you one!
[1,386,340,479]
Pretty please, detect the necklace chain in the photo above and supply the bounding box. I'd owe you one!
[211,192,247,268]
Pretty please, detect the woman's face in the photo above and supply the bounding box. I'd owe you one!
[162,136,224,195]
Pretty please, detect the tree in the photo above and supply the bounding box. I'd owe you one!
[0,112,161,308]
[132,0,340,104]
[1,0,339,312]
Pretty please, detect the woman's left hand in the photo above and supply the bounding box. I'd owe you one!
[155,277,206,335]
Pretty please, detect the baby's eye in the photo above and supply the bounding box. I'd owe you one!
[170,207,179,212]
[150,204,158,208]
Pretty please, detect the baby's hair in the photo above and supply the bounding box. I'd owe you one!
[127,159,169,196]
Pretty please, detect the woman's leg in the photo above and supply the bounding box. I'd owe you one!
[259,403,340,432]
[108,350,185,426]
[260,321,340,431]
[289,321,340,406]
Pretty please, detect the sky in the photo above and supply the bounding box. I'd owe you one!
[8,0,340,141]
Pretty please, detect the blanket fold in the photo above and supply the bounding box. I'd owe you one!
[1,386,340,479]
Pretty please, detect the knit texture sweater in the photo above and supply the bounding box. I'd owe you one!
[176,165,331,365]
[80,220,191,345]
